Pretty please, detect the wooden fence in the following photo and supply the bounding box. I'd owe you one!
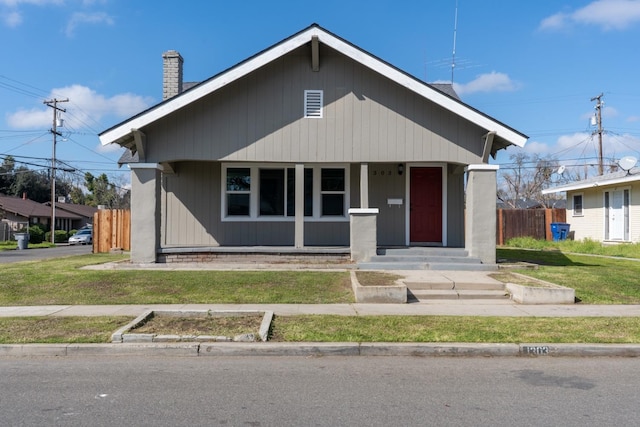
[497,208,566,245]
[93,209,130,253]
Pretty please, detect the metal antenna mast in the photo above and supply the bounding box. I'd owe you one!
[44,97,69,243]
[451,0,459,83]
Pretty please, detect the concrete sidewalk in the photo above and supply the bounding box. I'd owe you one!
[1,302,640,318]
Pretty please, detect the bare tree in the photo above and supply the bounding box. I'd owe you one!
[498,153,564,208]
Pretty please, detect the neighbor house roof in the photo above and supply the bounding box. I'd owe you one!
[100,23,527,155]
[542,168,640,194]
[0,194,82,220]
[43,201,98,219]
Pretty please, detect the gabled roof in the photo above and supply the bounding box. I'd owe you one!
[542,168,640,194]
[43,201,98,219]
[100,23,527,153]
[0,194,82,219]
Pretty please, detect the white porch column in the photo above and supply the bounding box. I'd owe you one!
[360,163,369,208]
[130,163,163,263]
[294,163,304,248]
[465,164,498,264]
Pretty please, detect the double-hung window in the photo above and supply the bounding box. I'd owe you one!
[572,193,583,216]
[223,165,347,220]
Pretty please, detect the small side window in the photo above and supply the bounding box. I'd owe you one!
[572,194,583,216]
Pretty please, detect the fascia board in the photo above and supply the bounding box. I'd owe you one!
[317,33,527,147]
[100,26,527,148]
[542,174,640,194]
[100,30,316,146]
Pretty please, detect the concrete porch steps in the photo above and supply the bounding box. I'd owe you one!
[398,270,510,304]
[408,289,511,303]
[358,247,497,271]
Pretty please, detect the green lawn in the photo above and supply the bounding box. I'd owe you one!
[0,254,354,305]
[497,247,640,304]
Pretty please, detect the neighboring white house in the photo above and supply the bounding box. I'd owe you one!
[542,167,640,243]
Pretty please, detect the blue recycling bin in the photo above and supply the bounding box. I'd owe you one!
[550,223,570,241]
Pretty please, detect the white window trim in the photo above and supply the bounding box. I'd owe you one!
[221,163,350,222]
[572,192,584,217]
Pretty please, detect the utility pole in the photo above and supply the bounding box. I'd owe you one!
[591,93,604,176]
[44,98,68,243]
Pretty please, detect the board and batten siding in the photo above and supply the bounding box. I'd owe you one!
[161,161,357,246]
[144,46,485,166]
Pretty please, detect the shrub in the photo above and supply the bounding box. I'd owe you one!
[28,225,45,244]
[44,230,69,243]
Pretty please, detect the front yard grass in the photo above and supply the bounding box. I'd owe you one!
[497,248,640,304]
[0,254,354,305]
[2,315,640,344]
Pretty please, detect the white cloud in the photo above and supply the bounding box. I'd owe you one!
[65,11,113,37]
[452,72,520,95]
[2,10,21,26]
[6,84,153,130]
[540,0,640,31]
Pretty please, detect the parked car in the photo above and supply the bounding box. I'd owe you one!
[68,228,93,245]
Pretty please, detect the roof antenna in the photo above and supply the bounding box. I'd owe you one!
[451,0,458,83]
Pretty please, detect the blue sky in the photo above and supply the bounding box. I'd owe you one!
[2,0,640,189]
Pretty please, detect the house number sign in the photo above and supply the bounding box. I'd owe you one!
[521,345,549,355]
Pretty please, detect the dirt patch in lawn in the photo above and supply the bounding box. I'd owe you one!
[132,314,264,336]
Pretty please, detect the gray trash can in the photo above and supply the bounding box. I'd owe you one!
[14,232,28,250]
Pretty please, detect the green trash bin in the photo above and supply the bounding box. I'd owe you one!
[14,232,28,250]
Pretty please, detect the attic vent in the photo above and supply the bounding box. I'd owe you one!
[304,90,323,118]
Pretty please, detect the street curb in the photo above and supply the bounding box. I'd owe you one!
[2,342,640,357]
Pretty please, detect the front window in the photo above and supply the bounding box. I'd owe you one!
[321,168,345,216]
[226,168,250,216]
[222,165,348,221]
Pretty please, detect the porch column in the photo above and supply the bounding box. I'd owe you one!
[130,163,162,263]
[294,163,304,248]
[465,164,498,264]
[360,163,369,208]
[349,208,379,262]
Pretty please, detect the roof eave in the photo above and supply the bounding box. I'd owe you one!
[99,24,528,149]
[542,174,640,194]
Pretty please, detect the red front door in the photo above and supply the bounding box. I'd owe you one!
[410,167,442,243]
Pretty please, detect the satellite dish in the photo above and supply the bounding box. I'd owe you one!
[557,165,566,175]
[618,156,638,172]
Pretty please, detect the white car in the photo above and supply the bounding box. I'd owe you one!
[68,229,93,245]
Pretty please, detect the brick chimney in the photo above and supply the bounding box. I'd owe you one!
[162,50,183,100]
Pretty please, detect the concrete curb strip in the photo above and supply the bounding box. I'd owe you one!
[2,343,640,357]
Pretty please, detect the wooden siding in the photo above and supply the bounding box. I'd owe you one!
[368,163,406,246]
[446,168,465,247]
[144,46,486,165]
[162,161,354,246]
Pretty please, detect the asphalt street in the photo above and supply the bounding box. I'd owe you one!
[1,356,639,426]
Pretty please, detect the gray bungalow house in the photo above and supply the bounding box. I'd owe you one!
[99,24,527,264]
